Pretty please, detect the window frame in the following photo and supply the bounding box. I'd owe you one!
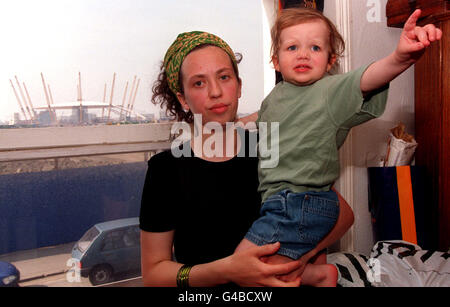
[0,123,172,162]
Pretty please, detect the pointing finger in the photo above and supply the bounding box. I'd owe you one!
[404,9,422,32]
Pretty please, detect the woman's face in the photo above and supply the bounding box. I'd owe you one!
[177,45,241,126]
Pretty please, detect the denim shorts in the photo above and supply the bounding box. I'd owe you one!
[245,190,339,260]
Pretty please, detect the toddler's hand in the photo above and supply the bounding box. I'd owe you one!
[394,9,442,64]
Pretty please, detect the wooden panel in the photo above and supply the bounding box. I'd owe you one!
[389,0,450,250]
[440,20,450,250]
[414,17,450,250]
[386,0,449,27]
[414,30,442,249]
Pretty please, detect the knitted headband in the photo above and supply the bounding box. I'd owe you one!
[163,31,237,95]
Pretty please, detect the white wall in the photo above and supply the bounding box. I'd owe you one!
[323,0,337,23]
[262,0,277,97]
[349,0,415,254]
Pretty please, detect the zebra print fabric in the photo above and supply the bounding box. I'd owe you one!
[327,241,450,287]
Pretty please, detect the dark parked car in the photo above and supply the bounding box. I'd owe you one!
[71,217,141,285]
[0,261,20,287]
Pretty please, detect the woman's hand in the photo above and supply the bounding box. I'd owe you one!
[223,242,302,287]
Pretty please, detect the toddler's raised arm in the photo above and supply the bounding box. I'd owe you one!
[360,9,442,95]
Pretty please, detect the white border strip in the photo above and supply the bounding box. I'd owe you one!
[335,0,355,252]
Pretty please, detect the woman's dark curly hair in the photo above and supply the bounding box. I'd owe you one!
[152,44,242,124]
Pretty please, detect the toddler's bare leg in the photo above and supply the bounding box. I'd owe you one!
[263,253,305,283]
[235,240,297,267]
[275,251,328,282]
[311,252,327,265]
[300,263,338,287]
[263,253,294,265]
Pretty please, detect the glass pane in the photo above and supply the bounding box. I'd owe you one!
[77,227,100,253]
[0,152,150,287]
[1,0,264,127]
[0,153,149,175]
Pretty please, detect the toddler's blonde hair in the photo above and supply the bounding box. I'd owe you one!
[271,8,345,67]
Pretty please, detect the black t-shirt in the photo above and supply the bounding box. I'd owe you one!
[139,130,261,265]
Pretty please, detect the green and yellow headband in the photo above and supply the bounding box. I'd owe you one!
[163,31,237,95]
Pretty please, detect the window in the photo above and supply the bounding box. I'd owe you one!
[101,230,126,252]
[123,227,140,248]
[77,227,100,253]
[0,0,266,126]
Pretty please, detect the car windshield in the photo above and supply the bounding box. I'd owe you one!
[77,227,100,253]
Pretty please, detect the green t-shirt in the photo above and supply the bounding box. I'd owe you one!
[257,65,389,202]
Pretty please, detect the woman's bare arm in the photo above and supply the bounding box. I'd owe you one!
[140,230,302,287]
[140,230,181,286]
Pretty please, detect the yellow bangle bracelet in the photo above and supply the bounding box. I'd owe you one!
[176,264,193,288]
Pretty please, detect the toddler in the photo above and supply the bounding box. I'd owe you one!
[235,8,442,287]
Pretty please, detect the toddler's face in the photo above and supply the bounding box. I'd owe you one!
[273,20,336,86]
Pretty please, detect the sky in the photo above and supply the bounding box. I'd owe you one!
[0,0,266,122]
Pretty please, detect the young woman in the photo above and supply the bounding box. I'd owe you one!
[139,31,354,287]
